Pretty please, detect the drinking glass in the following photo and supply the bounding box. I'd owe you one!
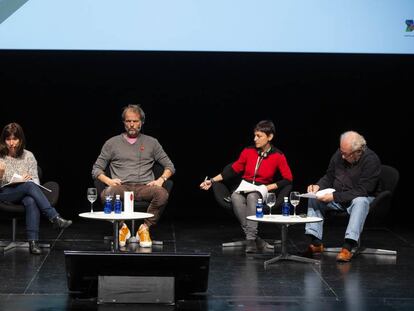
[289,191,300,217]
[266,193,276,215]
[87,187,97,213]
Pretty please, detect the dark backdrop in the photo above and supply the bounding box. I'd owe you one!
[0,51,411,224]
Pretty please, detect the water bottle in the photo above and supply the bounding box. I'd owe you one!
[114,194,122,214]
[282,196,290,216]
[256,198,264,218]
[104,195,113,214]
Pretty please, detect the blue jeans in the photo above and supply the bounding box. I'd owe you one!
[305,196,374,242]
[231,191,261,240]
[0,182,59,240]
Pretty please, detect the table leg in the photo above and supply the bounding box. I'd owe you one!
[113,221,119,252]
[280,224,288,256]
[264,224,320,268]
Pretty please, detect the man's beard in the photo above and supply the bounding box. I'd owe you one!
[127,128,139,138]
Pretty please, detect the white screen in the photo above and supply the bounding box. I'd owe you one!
[0,0,413,54]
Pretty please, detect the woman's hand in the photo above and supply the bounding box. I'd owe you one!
[22,174,33,181]
[200,179,213,190]
[0,161,5,177]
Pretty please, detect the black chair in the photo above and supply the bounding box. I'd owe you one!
[212,163,291,248]
[0,166,59,252]
[324,164,399,256]
[94,162,173,246]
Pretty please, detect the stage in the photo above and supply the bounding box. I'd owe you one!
[0,215,413,310]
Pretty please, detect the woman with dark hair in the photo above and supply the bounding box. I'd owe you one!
[0,122,72,255]
[200,120,293,253]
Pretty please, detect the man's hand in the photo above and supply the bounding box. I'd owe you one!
[147,178,164,187]
[307,184,320,193]
[107,178,122,187]
[318,193,334,203]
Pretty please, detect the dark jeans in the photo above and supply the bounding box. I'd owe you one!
[0,182,59,240]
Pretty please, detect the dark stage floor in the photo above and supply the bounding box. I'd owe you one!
[0,214,413,311]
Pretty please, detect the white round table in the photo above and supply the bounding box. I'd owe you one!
[247,214,323,267]
[79,211,153,251]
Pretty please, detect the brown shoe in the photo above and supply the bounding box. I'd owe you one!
[309,244,324,253]
[303,244,324,257]
[336,248,353,262]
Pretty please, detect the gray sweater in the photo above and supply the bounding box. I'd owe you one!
[92,134,175,184]
[0,150,40,186]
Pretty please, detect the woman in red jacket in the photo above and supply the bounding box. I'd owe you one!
[200,120,293,253]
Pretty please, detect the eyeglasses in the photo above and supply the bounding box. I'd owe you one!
[340,149,362,158]
[124,119,141,124]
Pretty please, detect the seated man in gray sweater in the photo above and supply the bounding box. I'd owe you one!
[92,104,175,248]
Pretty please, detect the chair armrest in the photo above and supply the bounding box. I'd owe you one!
[163,180,173,194]
[212,182,232,211]
[0,201,25,213]
[274,184,292,209]
[369,190,392,221]
[42,181,59,206]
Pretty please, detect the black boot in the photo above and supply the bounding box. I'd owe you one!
[51,216,72,229]
[256,237,272,251]
[245,239,257,253]
[29,240,42,255]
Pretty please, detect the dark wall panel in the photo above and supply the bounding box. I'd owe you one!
[0,51,410,224]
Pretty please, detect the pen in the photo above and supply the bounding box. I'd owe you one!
[204,176,208,183]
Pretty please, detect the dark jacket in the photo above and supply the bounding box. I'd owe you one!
[317,147,381,205]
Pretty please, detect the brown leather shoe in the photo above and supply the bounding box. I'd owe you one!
[336,248,353,262]
[303,244,324,257]
[308,244,324,253]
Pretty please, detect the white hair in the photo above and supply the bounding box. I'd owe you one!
[340,131,367,152]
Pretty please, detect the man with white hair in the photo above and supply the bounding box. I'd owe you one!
[303,131,381,262]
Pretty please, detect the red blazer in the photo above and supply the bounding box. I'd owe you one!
[231,147,293,187]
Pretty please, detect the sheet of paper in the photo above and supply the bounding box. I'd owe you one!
[234,180,268,200]
[299,188,335,199]
[1,173,51,192]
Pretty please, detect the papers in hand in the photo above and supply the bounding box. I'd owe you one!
[234,180,268,200]
[1,173,51,192]
[299,188,335,199]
